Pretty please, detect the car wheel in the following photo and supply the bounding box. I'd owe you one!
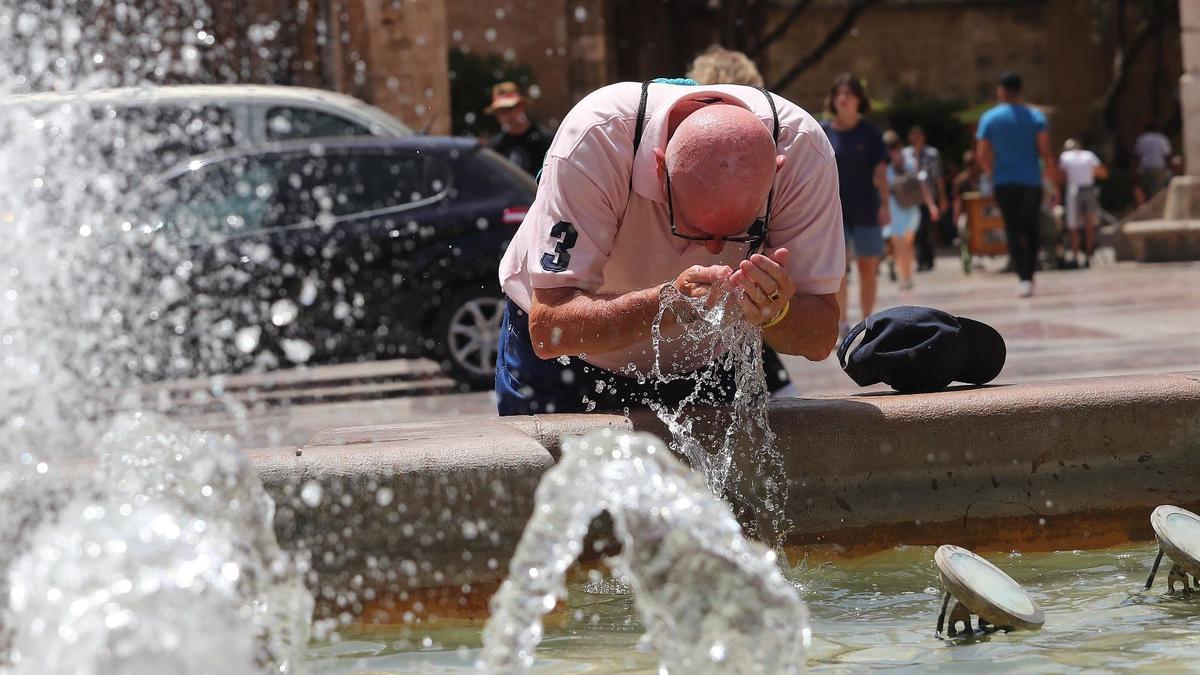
[434,288,505,390]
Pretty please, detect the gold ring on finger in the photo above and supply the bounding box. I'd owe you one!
[768,289,781,301]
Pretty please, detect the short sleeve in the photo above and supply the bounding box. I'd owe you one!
[522,155,622,292]
[929,148,943,180]
[975,111,991,141]
[768,139,846,296]
[868,126,887,168]
[1033,108,1048,132]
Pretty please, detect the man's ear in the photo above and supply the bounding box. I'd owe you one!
[776,153,787,172]
[654,147,667,183]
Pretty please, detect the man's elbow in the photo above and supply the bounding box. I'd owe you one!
[802,295,841,361]
[527,308,566,360]
[800,322,838,361]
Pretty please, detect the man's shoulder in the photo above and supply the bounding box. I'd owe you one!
[746,88,833,162]
[979,105,1004,124]
[549,83,641,159]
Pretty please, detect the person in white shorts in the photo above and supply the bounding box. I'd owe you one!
[496,80,845,415]
[1058,139,1108,267]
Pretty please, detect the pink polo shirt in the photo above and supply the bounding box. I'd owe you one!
[499,81,845,374]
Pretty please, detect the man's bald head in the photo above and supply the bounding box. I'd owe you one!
[663,104,777,237]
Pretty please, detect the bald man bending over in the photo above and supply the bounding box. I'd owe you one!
[496,81,845,415]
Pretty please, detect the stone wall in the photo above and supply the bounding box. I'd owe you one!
[363,0,452,135]
[279,0,454,135]
[445,0,612,129]
[1182,0,1200,174]
[761,0,1111,147]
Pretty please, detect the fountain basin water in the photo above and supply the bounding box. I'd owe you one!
[311,543,1200,673]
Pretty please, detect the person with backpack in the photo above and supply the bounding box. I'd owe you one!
[884,130,939,290]
[494,81,844,415]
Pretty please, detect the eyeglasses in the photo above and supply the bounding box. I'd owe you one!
[664,165,773,257]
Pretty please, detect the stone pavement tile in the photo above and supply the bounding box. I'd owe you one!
[181,256,1200,445]
[784,257,1200,396]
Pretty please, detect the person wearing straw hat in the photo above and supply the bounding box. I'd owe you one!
[485,81,552,177]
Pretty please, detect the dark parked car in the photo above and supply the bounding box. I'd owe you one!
[140,136,534,388]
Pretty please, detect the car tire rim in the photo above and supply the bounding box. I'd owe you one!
[447,296,504,378]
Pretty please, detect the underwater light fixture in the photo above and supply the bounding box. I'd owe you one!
[1144,505,1200,593]
[934,545,1044,637]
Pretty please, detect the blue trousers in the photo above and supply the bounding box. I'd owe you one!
[495,299,738,416]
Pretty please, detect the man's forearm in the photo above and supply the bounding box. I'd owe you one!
[528,286,667,359]
[764,292,839,361]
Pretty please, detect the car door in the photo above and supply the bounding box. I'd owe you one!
[152,153,296,375]
[278,148,453,361]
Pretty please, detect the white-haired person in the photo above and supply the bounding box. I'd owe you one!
[1057,138,1107,268]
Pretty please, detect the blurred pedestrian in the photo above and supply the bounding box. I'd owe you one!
[975,71,1056,297]
[1058,139,1107,268]
[486,81,552,177]
[686,45,765,88]
[884,130,937,290]
[952,149,983,234]
[903,125,947,271]
[1134,122,1172,204]
[822,73,888,336]
[686,45,796,397]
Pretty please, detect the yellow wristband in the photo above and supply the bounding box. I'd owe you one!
[761,299,790,329]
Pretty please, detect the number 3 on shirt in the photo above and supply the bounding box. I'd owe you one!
[540,221,577,272]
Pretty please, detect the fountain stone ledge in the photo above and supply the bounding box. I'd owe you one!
[8,373,1199,625]
[257,371,1200,622]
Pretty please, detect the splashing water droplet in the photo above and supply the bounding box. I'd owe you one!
[234,326,262,354]
[281,338,313,364]
[270,298,298,327]
[375,487,394,507]
[300,481,323,508]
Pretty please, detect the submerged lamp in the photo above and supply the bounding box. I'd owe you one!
[934,545,1044,637]
[1144,505,1200,593]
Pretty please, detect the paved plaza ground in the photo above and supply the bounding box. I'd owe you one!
[169,255,1200,449]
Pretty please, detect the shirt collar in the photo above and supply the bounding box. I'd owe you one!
[630,86,754,203]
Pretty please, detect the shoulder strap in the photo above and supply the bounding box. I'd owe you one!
[755,86,780,144]
[633,80,652,157]
[755,86,781,253]
[629,80,652,191]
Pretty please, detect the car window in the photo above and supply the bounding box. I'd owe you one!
[157,150,448,240]
[450,148,537,201]
[159,158,284,240]
[92,104,238,173]
[272,151,448,221]
[266,107,372,140]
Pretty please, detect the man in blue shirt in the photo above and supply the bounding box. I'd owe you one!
[976,71,1057,297]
